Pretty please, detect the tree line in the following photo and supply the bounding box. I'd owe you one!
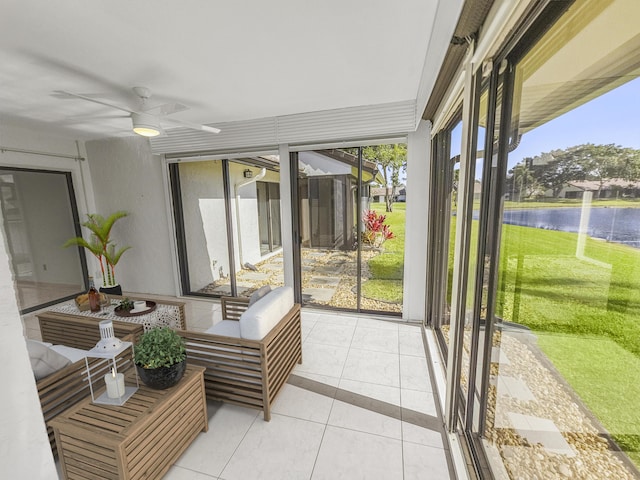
[507,143,640,200]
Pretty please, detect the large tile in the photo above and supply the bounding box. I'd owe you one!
[351,325,399,354]
[338,378,401,406]
[328,400,402,439]
[401,388,438,417]
[295,342,349,378]
[342,348,400,387]
[305,322,355,347]
[403,441,452,480]
[220,414,325,480]
[165,466,218,480]
[301,321,316,343]
[271,384,334,423]
[400,355,432,392]
[292,371,341,388]
[399,329,426,357]
[402,421,446,449]
[175,403,258,476]
[507,413,575,456]
[308,311,359,326]
[357,317,400,331]
[312,426,403,480]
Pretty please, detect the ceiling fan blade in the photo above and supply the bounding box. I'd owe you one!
[161,117,221,134]
[54,90,134,114]
[143,102,189,116]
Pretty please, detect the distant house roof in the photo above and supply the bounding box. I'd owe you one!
[370,186,405,196]
[568,179,640,191]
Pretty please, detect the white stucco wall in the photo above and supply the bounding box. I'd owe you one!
[177,160,229,290]
[84,137,175,295]
[0,122,87,479]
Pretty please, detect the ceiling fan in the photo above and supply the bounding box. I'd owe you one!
[54,86,221,137]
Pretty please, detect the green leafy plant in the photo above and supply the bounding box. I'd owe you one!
[117,297,134,310]
[63,211,131,287]
[134,327,186,369]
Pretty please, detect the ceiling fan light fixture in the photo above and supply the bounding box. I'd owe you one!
[131,112,161,137]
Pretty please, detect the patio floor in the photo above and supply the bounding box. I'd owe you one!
[162,299,452,479]
[22,295,455,479]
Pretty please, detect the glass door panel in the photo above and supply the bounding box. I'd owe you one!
[0,168,85,311]
[229,159,283,297]
[171,160,232,296]
[296,146,405,314]
[298,150,358,310]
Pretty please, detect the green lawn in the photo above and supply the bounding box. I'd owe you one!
[536,333,640,466]
[358,200,640,466]
[494,222,640,466]
[361,202,405,303]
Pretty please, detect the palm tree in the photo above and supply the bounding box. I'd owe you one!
[64,211,131,287]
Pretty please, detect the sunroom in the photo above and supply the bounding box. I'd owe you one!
[2,0,640,479]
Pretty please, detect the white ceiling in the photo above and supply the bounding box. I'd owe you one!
[0,0,459,140]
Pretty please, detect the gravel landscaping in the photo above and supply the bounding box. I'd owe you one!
[198,248,402,313]
[442,325,639,479]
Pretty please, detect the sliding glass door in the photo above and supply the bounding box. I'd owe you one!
[170,155,283,299]
[437,1,640,477]
[0,167,86,312]
[295,146,405,314]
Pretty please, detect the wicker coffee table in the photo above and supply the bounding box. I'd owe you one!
[50,364,207,480]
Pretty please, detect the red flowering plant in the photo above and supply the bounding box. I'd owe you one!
[362,210,395,248]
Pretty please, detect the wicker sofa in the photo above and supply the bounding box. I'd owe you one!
[178,286,302,421]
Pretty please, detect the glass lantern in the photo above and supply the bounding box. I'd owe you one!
[84,320,139,406]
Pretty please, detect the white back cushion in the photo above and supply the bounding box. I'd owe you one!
[240,286,294,340]
[206,320,241,338]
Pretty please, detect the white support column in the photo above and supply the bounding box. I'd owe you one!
[402,120,432,322]
[278,144,295,288]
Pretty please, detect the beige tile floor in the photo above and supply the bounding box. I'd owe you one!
[23,296,455,480]
[165,300,453,480]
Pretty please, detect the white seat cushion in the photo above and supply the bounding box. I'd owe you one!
[239,286,294,340]
[26,339,72,380]
[206,320,241,338]
[50,344,89,363]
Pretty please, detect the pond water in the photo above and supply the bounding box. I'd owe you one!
[502,207,640,248]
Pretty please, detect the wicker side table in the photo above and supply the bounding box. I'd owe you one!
[50,365,207,480]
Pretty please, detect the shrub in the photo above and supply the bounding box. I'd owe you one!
[362,210,395,247]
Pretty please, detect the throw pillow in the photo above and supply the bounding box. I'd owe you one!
[26,339,72,380]
[248,285,271,306]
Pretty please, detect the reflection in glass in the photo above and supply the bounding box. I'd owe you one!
[480,1,640,477]
[297,147,404,313]
[173,156,283,299]
[0,169,85,310]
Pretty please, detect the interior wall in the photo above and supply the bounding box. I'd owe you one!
[84,136,175,295]
[0,122,83,477]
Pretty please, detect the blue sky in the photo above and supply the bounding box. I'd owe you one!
[447,75,639,178]
[509,76,640,168]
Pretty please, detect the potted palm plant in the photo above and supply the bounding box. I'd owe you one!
[64,211,131,295]
[134,327,187,389]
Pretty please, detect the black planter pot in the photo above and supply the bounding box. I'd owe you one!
[136,360,186,390]
[100,284,123,296]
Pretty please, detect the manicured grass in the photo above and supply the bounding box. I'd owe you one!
[536,333,640,466]
[496,223,640,357]
[361,279,404,303]
[362,203,405,302]
[494,222,640,466]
